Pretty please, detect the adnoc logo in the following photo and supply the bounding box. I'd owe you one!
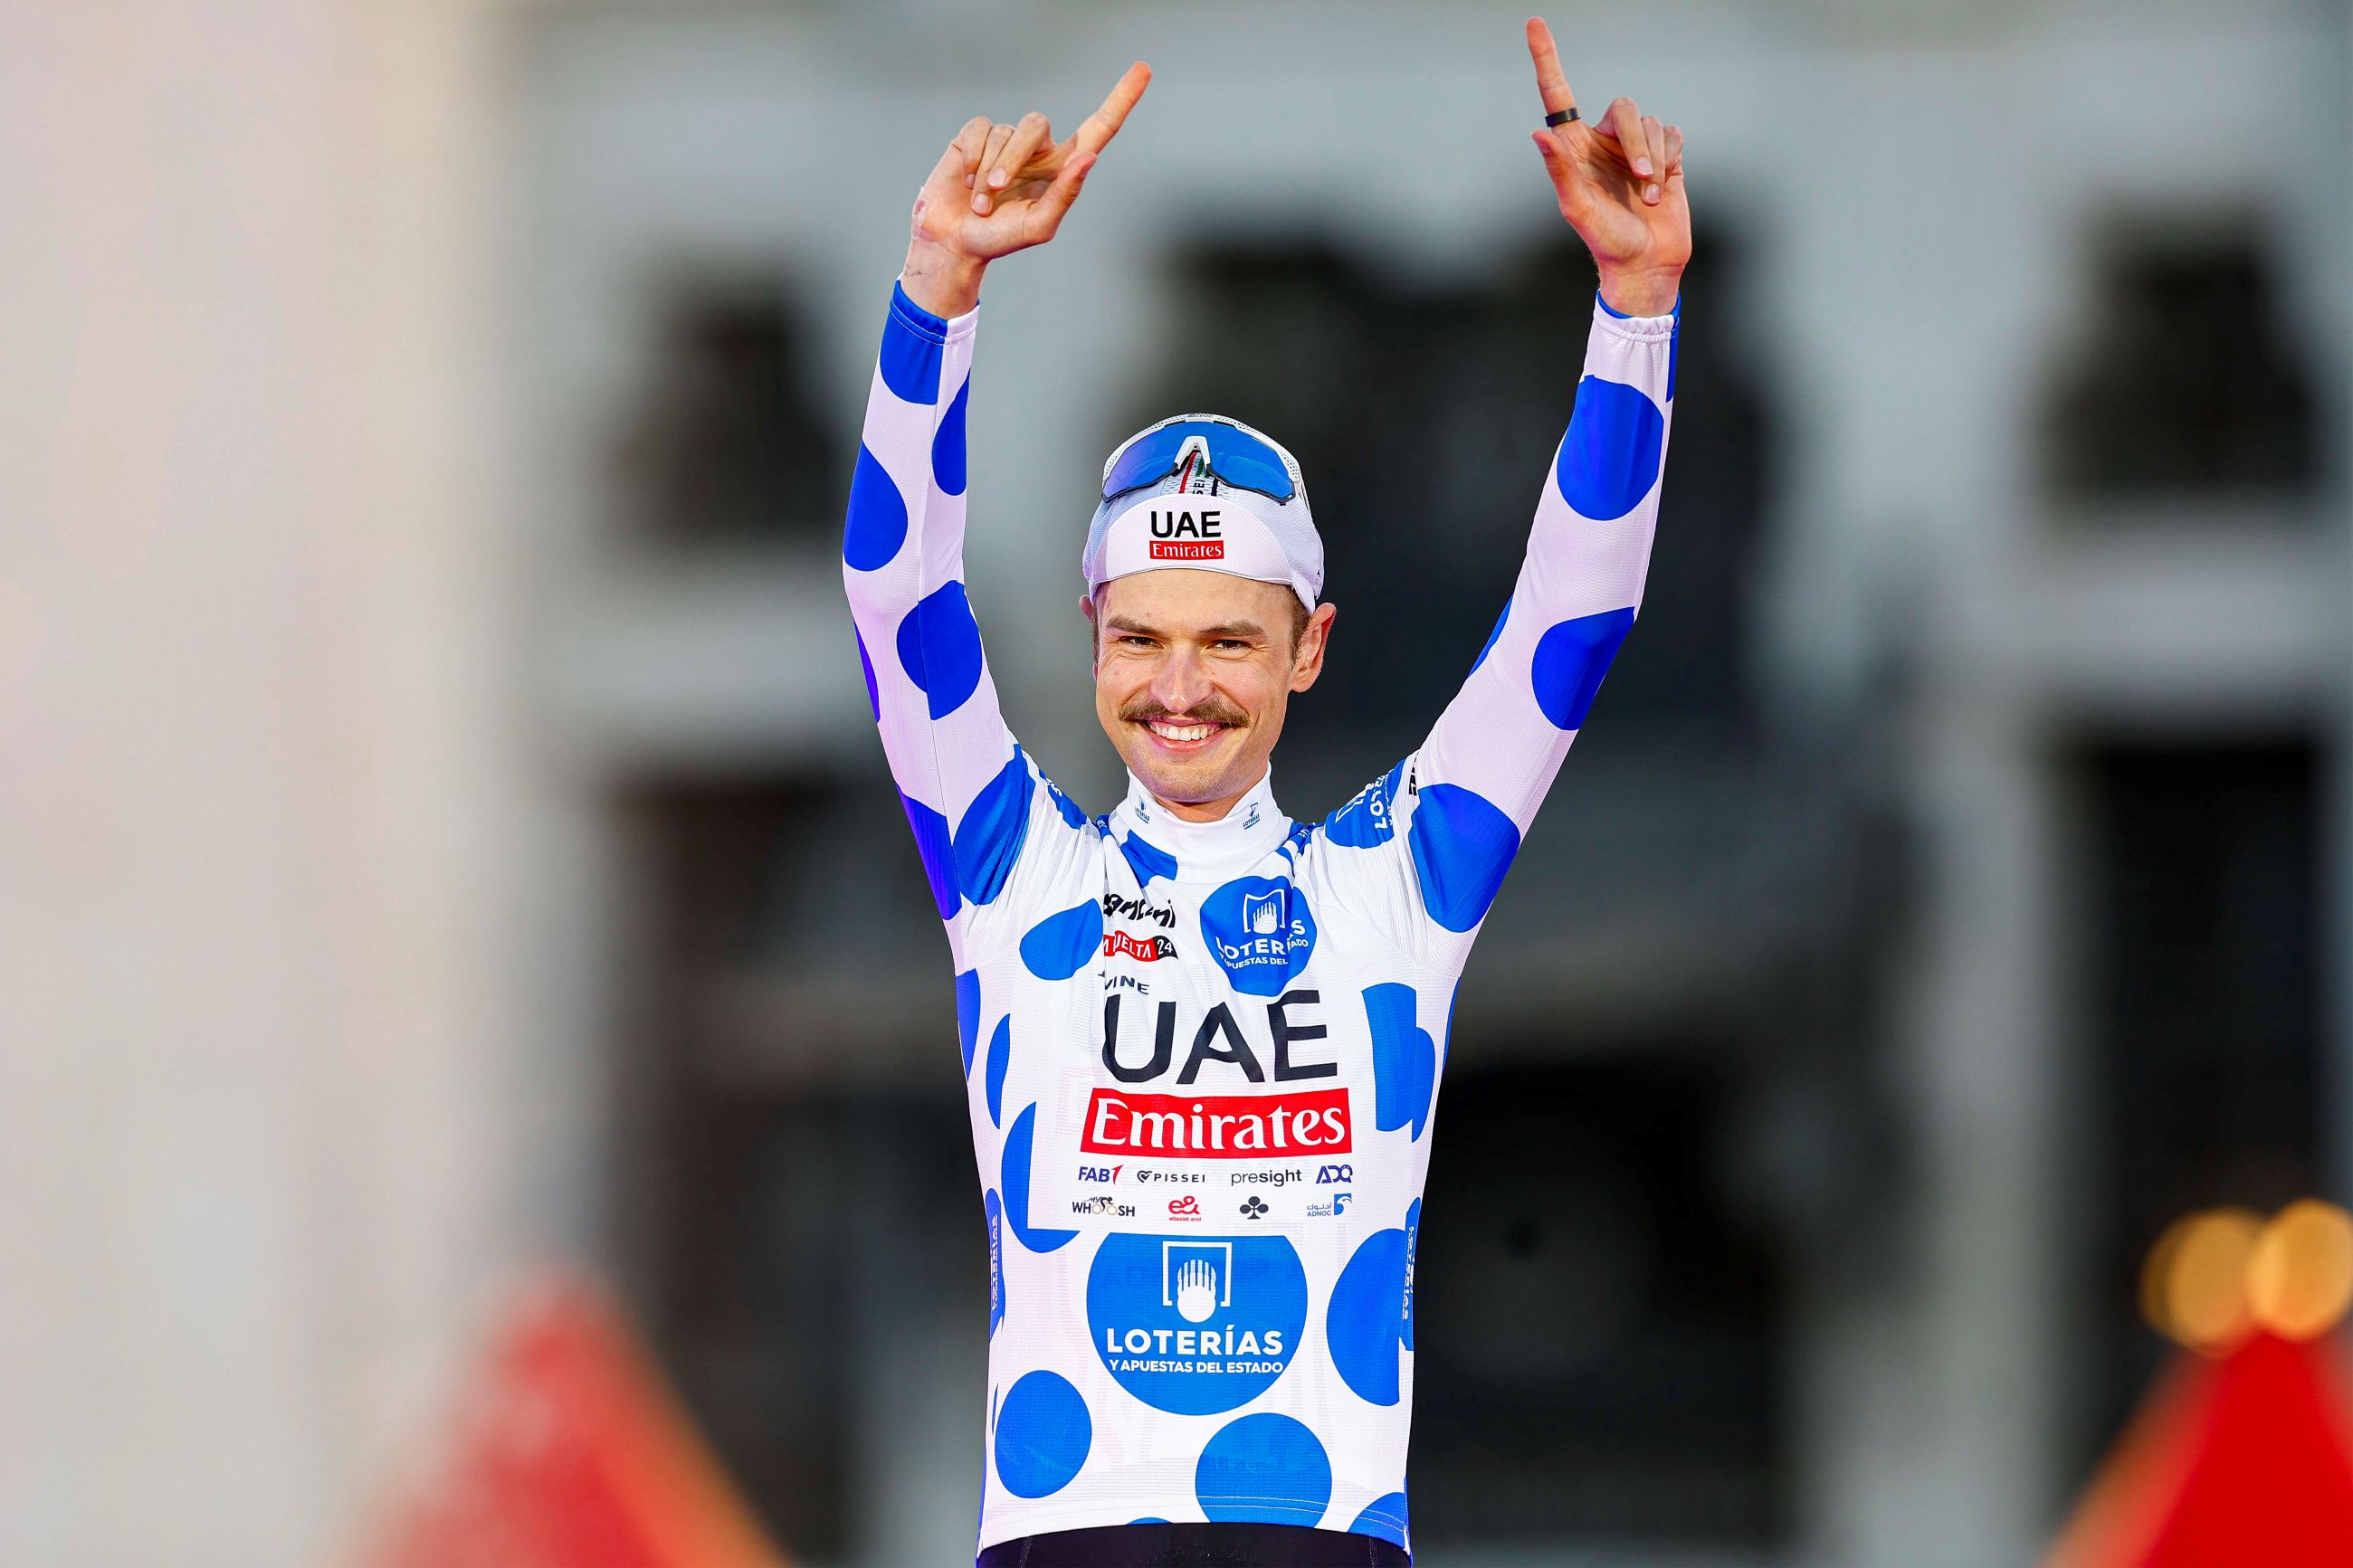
[1200,876,1318,997]
[1087,1234,1308,1414]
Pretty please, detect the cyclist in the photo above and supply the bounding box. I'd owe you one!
[842,19,1687,1564]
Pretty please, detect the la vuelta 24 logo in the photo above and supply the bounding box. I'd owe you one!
[1105,930,1176,962]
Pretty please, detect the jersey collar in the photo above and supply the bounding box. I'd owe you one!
[1107,767,1291,885]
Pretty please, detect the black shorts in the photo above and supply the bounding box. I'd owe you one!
[978,1522,1408,1567]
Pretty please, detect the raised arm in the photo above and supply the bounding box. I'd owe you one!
[843,67,1150,947]
[1390,22,1691,950]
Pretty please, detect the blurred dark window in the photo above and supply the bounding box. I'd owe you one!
[617,279,841,544]
[2074,739,2322,1461]
[612,773,973,1558]
[1123,229,1767,803]
[1414,1056,1785,1547]
[2046,232,2319,502]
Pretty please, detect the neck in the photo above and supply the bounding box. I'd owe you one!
[1150,763,1268,823]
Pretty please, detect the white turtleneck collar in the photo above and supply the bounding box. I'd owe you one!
[1104,766,1293,885]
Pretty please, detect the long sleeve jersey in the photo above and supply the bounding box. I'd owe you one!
[841,278,1676,1557]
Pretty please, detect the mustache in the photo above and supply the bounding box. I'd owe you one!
[1119,696,1249,728]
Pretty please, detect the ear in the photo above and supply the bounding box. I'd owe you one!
[1290,602,1338,693]
[1080,590,1100,670]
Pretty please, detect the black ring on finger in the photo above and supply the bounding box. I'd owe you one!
[1545,108,1579,127]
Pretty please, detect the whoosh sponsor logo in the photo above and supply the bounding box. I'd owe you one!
[1082,1087,1352,1158]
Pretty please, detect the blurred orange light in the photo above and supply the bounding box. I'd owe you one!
[2248,1200,2353,1341]
[2143,1209,2262,1354]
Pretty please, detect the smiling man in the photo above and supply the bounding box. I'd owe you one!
[842,20,1688,1566]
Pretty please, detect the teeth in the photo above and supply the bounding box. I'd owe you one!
[1148,721,1215,742]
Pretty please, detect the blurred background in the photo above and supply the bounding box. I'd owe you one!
[5,0,2351,1563]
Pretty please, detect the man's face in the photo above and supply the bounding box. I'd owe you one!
[1087,570,1336,815]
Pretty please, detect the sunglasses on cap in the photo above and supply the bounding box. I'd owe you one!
[1100,419,1297,505]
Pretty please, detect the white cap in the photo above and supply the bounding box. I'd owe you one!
[1081,414,1322,612]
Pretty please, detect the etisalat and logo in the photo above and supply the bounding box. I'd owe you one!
[1087,1234,1310,1413]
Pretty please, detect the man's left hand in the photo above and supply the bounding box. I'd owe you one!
[1525,17,1690,316]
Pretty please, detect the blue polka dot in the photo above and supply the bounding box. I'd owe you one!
[1002,1104,1077,1252]
[1088,1234,1307,1414]
[854,629,879,721]
[1119,832,1177,888]
[1407,783,1520,934]
[1129,1517,1171,1525]
[984,1187,1005,1337]
[1323,759,1405,850]
[843,443,908,571]
[994,1371,1090,1498]
[905,794,957,920]
[932,377,969,496]
[1364,984,1435,1140]
[1045,779,1088,829]
[1196,1413,1331,1526]
[1350,1493,1409,1549]
[985,1014,1011,1128]
[955,751,1032,906]
[1200,878,1317,997]
[1529,606,1634,731]
[1555,375,1665,521]
[1327,1226,1409,1406]
[880,286,946,405]
[1470,596,1511,676]
[1020,900,1102,982]
[955,968,981,1076]
[895,581,986,720]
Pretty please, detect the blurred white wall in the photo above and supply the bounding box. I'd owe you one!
[0,3,559,1563]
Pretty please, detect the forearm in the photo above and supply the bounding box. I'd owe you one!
[1415,291,1676,834]
[900,238,987,319]
[1596,261,1681,319]
[843,279,1021,919]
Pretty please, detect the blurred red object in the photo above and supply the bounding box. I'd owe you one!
[361,1277,787,1568]
[2047,1331,2353,1567]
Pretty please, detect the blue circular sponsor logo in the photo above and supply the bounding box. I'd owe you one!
[1199,877,1317,998]
[1087,1233,1307,1414]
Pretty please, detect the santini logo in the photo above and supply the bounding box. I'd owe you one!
[1147,505,1224,562]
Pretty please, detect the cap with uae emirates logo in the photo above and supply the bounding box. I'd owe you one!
[1083,414,1321,612]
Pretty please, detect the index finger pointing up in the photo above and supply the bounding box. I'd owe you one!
[1525,17,1577,118]
[1071,62,1153,157]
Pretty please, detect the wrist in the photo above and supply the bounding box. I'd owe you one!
[901,241,986,318]
[1596,265,1681,318]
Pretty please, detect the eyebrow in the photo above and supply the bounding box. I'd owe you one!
[1103,615,1269,641]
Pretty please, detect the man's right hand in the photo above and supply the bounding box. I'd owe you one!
[901,62,1151,318]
